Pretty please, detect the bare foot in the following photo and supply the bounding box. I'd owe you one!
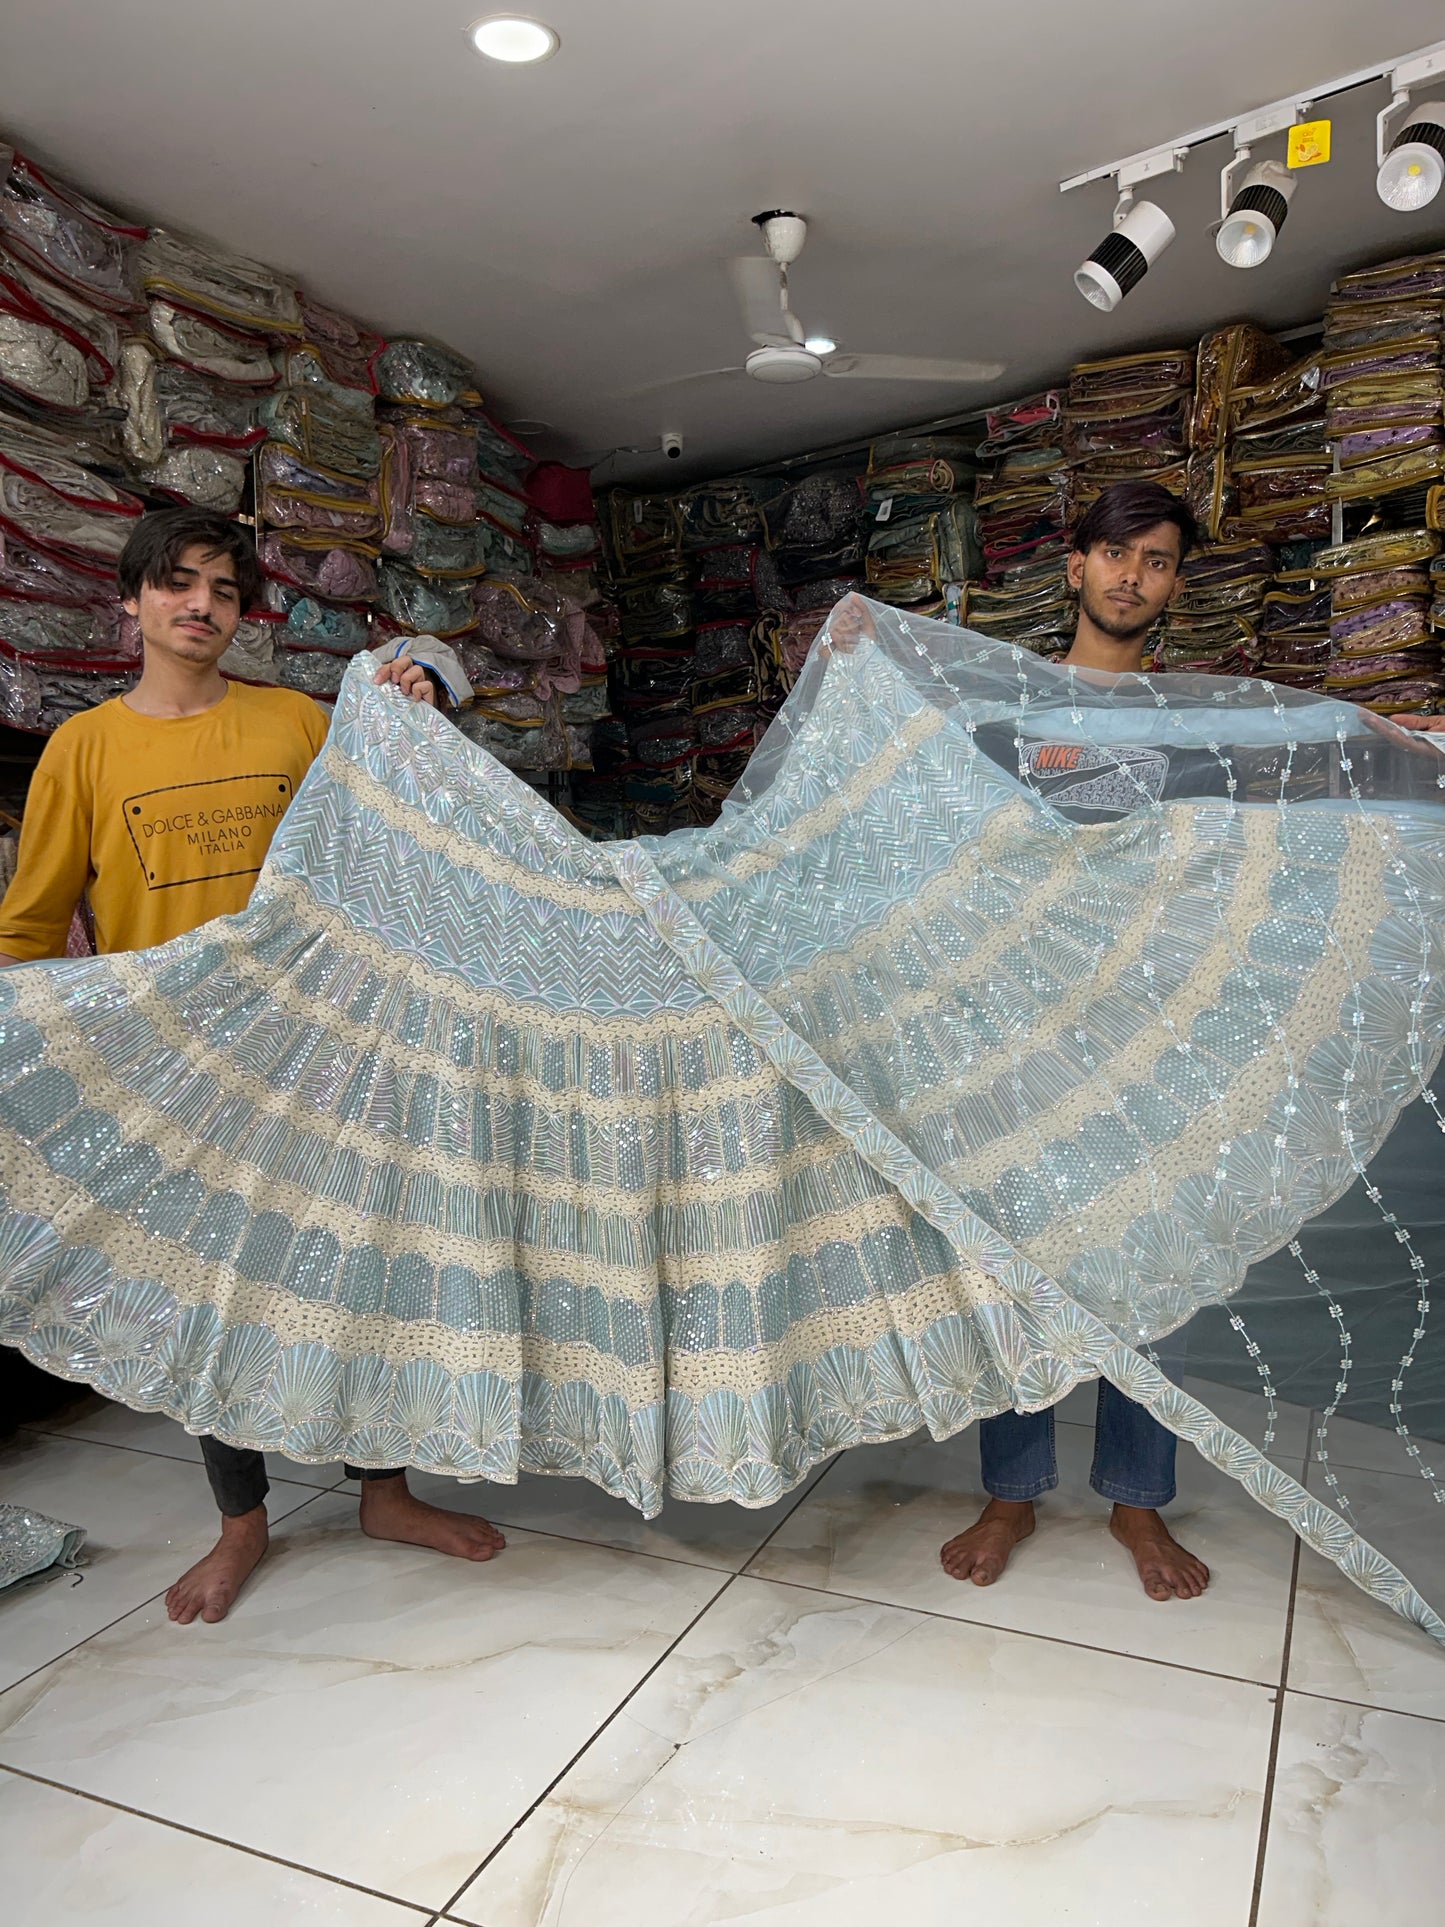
[940,1498,1035,1586]
[358,1474,505,1562]
[166,1507,269,1624]
[1109,1504,1209,1601]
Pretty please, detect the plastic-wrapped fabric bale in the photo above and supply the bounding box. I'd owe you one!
[0,595,130,661]
[866,434,975,504]
[147,302,279,388]
[762,472,863,557]
[0,146,143,313]
[976,390,1062,458]
[1066,350,1195,493]
[1157,540,1275,676]
[693,544,788,623]
[408,514,492,579]
[606,492,682,572]
[1189,324,1293,541]
[276,645,349,697]
[217,616,280,685]
[616,572,693,646]
[0,310,89,412]
[257,444,382,548]
[1255,578,1332,690]
[280,598,371,654]
[865,500,978,608]
[377,340,481,411]
[140,444,247,511]
[0,645,132,731]
[139,228,301,338]
[260,387,381,479]
[532,516,600,566]
[377,561,477,639]
[259,535,376,604]
[1316,529,1444,711]
[476,476,528,536]
[296,295,383,396]
[962,565,1074,657]
[0,245,122,395]
[0,523,114,604]
[0,434,143,564]
[118,340,264,467]
[471,411,534,490]
[1321,263,1445,513]
[677,480,766,550]
[973,444,1069,578]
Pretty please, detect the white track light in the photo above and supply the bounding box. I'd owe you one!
[1377,100,1445,210]
[1075,198,1176,311]
[1216,159,1296,267]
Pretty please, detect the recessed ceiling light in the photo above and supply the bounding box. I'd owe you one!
[468,15,559,63]
[804,335,836,355]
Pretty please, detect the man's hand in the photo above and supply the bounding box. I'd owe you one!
[1387,713,1445,732]
[817,592,877,660]
[374,654,439,707]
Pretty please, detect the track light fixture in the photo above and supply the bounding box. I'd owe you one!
[1216,156,1296,269]
[1061,38,1445,302]
[1075,194,1177,311]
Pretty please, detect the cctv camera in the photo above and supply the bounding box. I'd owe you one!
[661,431,683,460]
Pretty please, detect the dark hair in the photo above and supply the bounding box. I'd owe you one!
[1071,480,1198,562]
[117,506,262,610]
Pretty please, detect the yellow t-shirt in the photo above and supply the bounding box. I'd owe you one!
[0,682,330,960]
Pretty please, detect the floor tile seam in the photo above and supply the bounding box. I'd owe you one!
[1248,1536,1301,1927]
[15,1424,349,1490]
[0,1489,333,1702]
[0,1762,437,1915]
[1280,1681,1445,1728]
[434,1568,740,1918]
[733,1564,1288,1690]
[737,1453,843,1579]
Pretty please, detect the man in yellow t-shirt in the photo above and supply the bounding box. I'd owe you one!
[0,505,504,1623]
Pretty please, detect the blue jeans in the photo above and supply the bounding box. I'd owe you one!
[979,1381,1176,1508]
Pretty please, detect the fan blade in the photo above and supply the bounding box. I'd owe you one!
[624,367,742,397]
[728,255,804,348]
[821,352,1006,382]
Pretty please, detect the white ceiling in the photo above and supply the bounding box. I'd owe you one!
[4,0,1445,483]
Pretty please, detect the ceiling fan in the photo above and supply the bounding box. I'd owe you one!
[645,211,1007,391]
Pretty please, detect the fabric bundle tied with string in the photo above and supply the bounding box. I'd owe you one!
[1,598,1444,1643]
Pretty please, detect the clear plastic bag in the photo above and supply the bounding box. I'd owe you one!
[377,561,476,637]
[0,311,87,410]
[140,227,301,337]
[148,302,278,387]
[140,445,246,511]
[377,340,480,409]
[258,536,377,603]
[0,596,128,659]
[0,148,142,311]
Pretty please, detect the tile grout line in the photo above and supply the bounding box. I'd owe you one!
[0,1488,335,1703]
[430,1454,841,1921]
[434,1570,740,1921]
[17,1423,351,1492]
[1248,1534,1301,1927]
[0,1763,437,1917]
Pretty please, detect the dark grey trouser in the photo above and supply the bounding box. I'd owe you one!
[199,1435,403,1516]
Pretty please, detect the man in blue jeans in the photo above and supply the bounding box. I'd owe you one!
[940,480,1210,1601]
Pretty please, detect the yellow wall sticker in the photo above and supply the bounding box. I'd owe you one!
[1288,120,1332,168]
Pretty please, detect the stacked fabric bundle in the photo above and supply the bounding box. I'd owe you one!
[0,148,148,730]
[130,225,305,511]
[0,414,144,730]
[451,576,608,774]
[863,433,978,613]
[1157,539,1273,675]
[1322,253,1445,513]
[1225,356,1331,545]
[600,494,696,832]
[1252,570,1333,690]
[1316,528,1444,711]
[965,393,1072,655]
[1188,324,1292,542]
[247,299,384,701]
[1066,350,1195,514]
[754,469,866,695]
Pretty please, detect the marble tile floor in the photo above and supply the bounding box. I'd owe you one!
[2,1391,1442,1926]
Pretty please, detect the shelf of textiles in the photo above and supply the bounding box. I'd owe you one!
[593,466,874,834]
[861,433,979,614]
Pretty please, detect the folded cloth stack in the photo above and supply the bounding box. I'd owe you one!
[864,435,978,611]
[761,471,865,602]
[1253,573,1333,690]
[1321,254,1445,510]
[131,225,308,510]
[1188,324,1293,541]
[1314,527,1445,711]
[1157,540,1275,675]
[961,561,1074,657]
[1065,350,1195,516]
[1225,357,1331,543]
[0,145,144,471]
[973,393,1068,582]
[461,576,607,771]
